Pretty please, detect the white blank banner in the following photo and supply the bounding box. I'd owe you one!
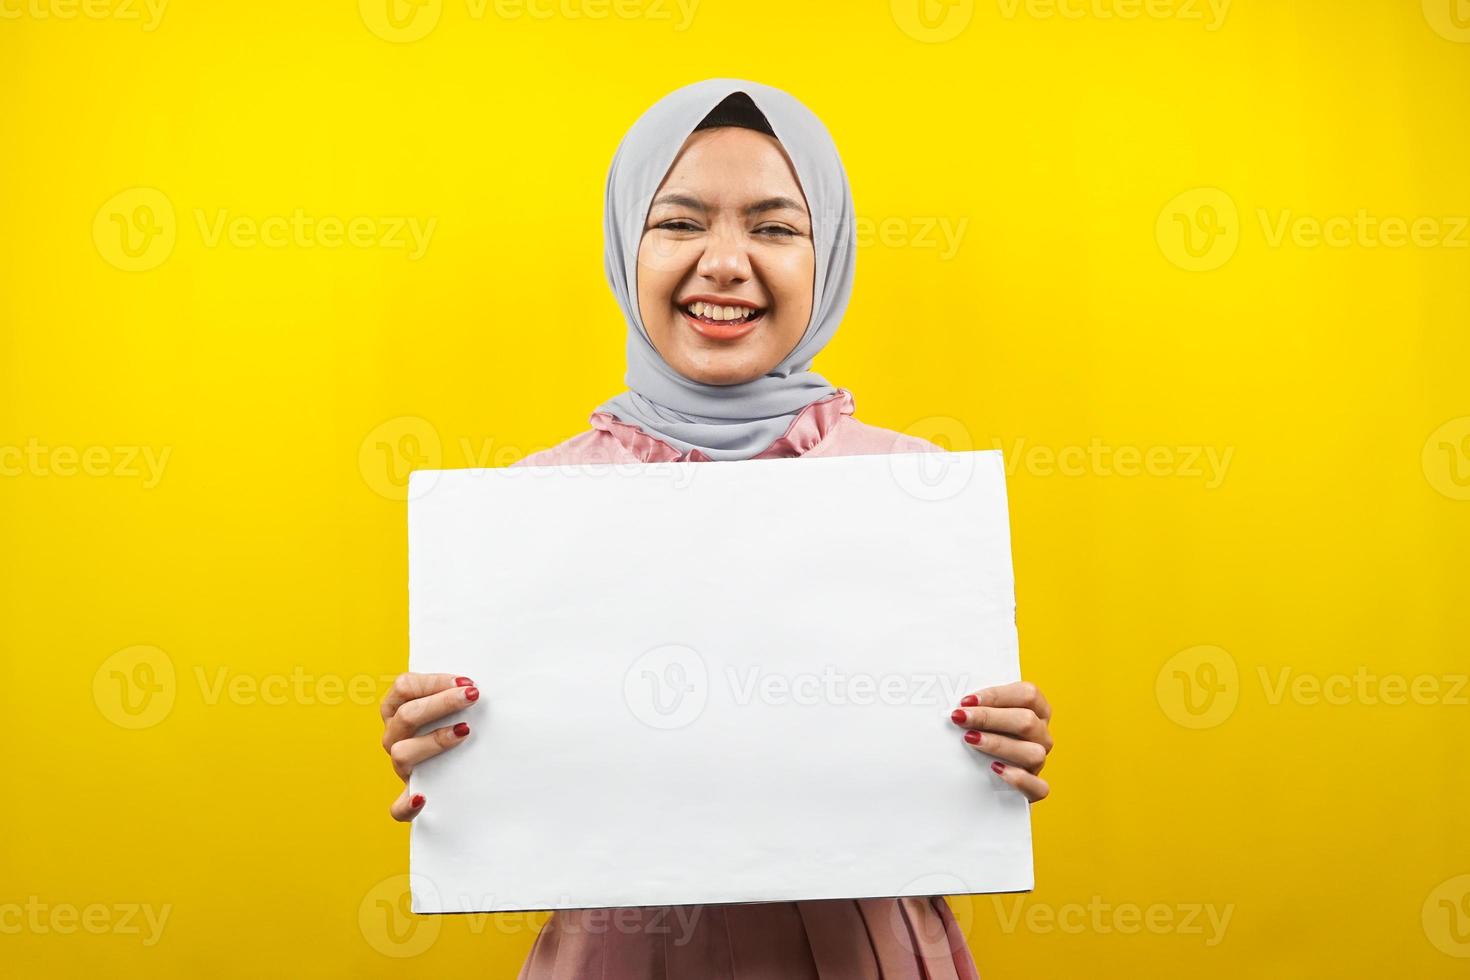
[407,449,1032,913]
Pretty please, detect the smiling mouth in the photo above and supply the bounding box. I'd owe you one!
[677,300,767,340]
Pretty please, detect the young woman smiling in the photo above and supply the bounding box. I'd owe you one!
[379,79,1055,979]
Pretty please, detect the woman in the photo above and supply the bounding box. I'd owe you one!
[379,78,1055,979]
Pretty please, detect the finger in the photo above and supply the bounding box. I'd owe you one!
[389,722,472,780]
[989,760,1050,803]
[960,729,1047,773]
[382,682,481,750]
[949,705,1051,749]
[380,672,474,723]
[959,681,1050,721]
[389,786,428,822]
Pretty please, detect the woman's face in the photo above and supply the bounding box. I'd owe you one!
[636,127,815,386]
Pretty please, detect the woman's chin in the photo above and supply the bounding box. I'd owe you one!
[669,349,771,386]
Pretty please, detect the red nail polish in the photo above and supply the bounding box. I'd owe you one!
[453,722,470,737]
[411,794,425,808]
[991,761,1006,775]
[950,709,966,725]
[964,730,982,745]
[465,686,480,702]
[960,694,979,707]
[455,676,474,687]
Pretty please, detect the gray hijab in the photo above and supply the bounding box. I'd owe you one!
[595,78,856,462]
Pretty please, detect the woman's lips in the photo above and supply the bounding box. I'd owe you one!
[678,304,765,341]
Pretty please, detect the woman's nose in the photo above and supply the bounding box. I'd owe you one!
[695,225,752,285]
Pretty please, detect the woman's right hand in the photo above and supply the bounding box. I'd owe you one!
[380,672,480,821]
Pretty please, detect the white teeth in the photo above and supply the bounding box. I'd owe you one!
[685,302,759,321]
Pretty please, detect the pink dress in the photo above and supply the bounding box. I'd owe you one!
[510,389,981,980]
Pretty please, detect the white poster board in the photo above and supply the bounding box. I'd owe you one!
[407,450,1032,913]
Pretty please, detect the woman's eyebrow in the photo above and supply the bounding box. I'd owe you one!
[649,193,808,216]
[744,196,807,217]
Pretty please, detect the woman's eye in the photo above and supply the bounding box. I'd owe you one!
[657,220,701,232]
[755,225,799,238]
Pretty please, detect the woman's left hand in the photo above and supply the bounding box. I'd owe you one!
[950,681,1053,803]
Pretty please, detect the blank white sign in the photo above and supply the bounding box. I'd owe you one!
[407,450,1032,913]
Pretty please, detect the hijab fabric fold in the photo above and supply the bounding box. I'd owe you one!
[595,78,857,462]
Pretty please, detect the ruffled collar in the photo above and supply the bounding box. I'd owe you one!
[588,389,856,463]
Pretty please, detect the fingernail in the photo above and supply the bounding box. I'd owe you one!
[453,722,470,737]
[411,794,425,808]
[950,709,967,725]
[455,676,474,687]
[465,686,480,702]
[991,761,1006,775]
[960,694,979,707]
[964,730,982,746]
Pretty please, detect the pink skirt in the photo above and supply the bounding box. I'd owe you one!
[517,898,981,979]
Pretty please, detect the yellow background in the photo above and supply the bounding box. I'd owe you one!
[3,0,1468,976]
